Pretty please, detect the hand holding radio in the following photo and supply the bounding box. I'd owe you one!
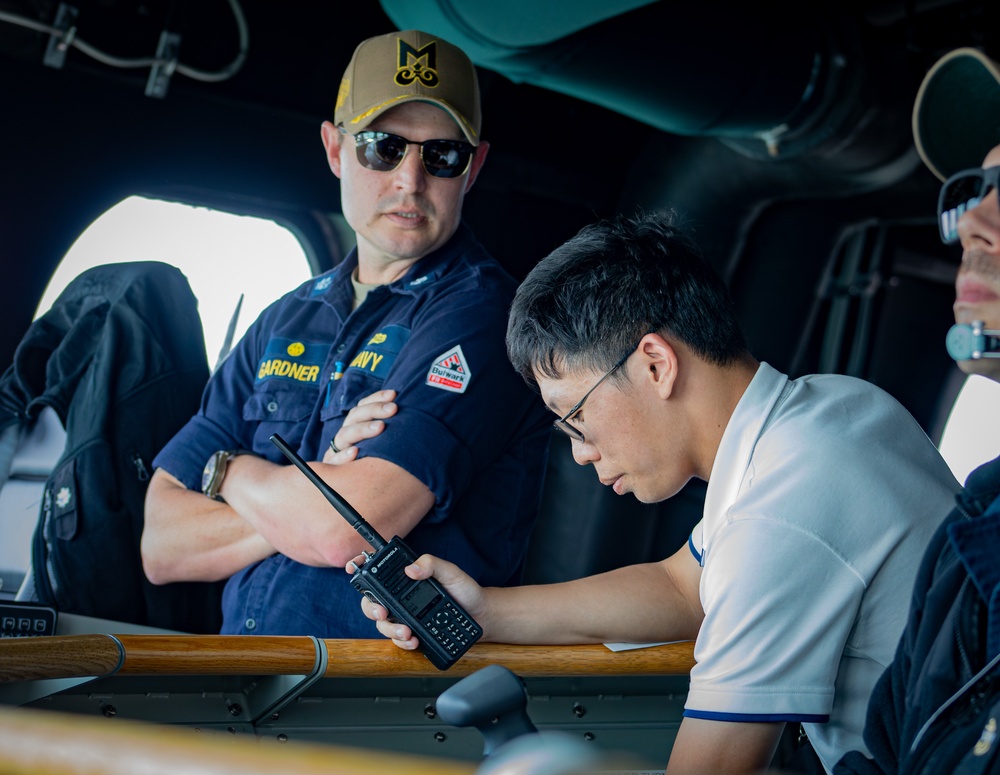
[271,433,482,669]
[357,552,488,649]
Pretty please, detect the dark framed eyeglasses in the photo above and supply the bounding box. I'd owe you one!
[347,129,475,179]
[553,338,646,443]
[938,165,1000,244]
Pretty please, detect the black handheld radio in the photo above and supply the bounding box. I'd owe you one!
[269,434,482,670]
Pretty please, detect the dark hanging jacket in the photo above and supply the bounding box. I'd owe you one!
[0,261,224,632]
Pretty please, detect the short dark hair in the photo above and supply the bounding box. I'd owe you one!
[506,210,750,384]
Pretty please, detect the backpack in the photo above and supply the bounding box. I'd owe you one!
[0,261,225,632]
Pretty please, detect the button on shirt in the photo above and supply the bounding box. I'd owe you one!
[154,224,552,638]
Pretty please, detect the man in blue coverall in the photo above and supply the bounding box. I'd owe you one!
[140,29,552,637]
[835,46,1000,774]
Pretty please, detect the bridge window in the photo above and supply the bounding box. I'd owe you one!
[938,373,1000,486]
[35,196,314,368]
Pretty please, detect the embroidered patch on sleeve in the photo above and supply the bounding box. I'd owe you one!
[426,344,471,394]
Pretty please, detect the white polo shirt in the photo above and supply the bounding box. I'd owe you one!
[686,362,959,772]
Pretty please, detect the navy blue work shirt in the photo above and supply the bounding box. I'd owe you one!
[153,224,552,637]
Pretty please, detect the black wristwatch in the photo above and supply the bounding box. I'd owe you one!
[201,449,251,501]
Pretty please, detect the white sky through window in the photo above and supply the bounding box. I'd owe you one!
[35,196,313,369]
[938,373,1000,485]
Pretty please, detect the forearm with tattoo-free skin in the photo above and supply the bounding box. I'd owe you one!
[363,541,704,647]
[142,388,426,584]
[480,558,703,644]
[142,453,434,584]
[142,469,276,583]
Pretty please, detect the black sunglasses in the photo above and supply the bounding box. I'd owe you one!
[347,130,475,179]
[938,165,1000,244]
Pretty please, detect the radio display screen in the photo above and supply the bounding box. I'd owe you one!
[401,583,441,618]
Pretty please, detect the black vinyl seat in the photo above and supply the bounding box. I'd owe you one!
[523,429,704,585]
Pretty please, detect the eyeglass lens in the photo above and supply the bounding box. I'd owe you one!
[552,342,644,442]
[355,131,473,179]
[939,166,1000,244]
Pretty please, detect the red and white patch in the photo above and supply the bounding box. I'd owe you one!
[426,344,471,394]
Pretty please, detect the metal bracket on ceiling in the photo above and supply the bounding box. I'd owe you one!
[145,30,182,99]
[42,3,78,70]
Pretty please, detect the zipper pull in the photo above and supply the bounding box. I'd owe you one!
[131,453,150,482]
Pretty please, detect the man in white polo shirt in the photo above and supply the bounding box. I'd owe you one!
[361,210,960,773]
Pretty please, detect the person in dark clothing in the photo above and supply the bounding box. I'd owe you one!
[835,46,1000,774]
[141,30,552,638]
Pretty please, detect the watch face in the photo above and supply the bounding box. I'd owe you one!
[201,454,219,494]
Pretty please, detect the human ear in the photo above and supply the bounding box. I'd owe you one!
[640,333,679,400]
[464,141,490,192]
[320,121,344,178]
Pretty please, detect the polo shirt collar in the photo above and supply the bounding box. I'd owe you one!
[703,362,785,535]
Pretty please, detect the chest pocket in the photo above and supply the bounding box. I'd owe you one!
[244,337,328,447]
[243,386,318,453]
[323,325,410,421]
[243,387,315,423]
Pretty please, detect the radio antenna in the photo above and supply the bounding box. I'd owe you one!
[270,433,387,551]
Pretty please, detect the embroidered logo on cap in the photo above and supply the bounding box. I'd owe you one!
[335,79,350,113]
[396,39,439,88]
[426,344,471,394]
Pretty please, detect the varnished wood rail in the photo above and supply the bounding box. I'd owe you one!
[321,639,696,678]
[0,705,474,775]
[0,634,124,682]
[115,634,320,676]
[0,634,695,684]
[0,634,320,682]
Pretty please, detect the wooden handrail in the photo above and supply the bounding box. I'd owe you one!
[0,634,695,683]
[114,634,319,675]
[0,634,124,682]
[322,640,696,678]
[0,705,474,775]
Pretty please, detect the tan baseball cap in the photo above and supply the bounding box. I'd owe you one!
[334,29,482,146]
[912,47,1000,181]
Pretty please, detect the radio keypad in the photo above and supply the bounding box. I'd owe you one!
[424,600,477,656]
